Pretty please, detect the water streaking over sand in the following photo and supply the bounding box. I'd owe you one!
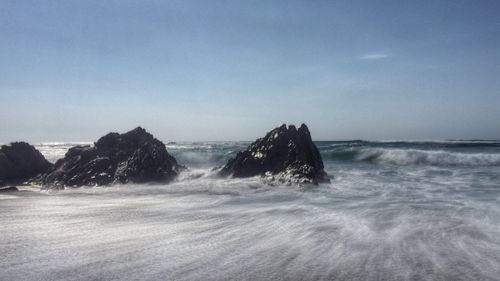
[1,141,500,280]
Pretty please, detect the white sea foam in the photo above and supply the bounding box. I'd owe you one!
[356,148,500,167]
[35,142,92,163]
[1,174,500,281]
[2,142,499,280]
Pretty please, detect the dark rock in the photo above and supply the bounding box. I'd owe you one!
[0,142,53,182]
[40,127,183,189]
[0,186,19,193]
[219,124,330,185]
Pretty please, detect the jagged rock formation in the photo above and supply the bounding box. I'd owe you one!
[219,124,330,185]
[40,127,183,189]
[0,142,53,183]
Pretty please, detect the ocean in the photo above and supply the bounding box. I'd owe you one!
[1,140,500,280]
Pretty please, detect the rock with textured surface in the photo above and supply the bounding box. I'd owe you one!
[0,142,53,183]
[41,127,183,189]
[219,124,330,185]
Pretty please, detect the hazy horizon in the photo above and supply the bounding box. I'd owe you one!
[2,127,500,145]
[2,0,500,142]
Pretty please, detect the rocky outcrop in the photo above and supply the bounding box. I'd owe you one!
[40,127,183,189]
[0,142,53,183]
[219,124,330,185]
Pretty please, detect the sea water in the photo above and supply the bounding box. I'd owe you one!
[1,141,500,280]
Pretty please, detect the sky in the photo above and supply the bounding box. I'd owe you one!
[1,0,500,142]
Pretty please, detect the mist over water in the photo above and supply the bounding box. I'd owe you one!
[2,141,500,280]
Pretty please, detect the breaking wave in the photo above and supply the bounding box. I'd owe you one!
[34,140,500,168]
[326,147,500,167]
[4,140,500,280]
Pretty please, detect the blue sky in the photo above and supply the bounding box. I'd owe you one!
[1,0,500,142]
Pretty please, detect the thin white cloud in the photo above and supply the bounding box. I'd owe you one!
[361,53,389,60]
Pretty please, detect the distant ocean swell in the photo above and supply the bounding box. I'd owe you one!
[35,141,500,168]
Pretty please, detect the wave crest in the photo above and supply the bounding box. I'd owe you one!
[326,148,500,167]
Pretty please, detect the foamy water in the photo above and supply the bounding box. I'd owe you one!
[1,141,500,280]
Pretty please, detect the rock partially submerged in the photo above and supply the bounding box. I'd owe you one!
[40,127,183,189]
[219,124,330,185]
[0,142,53,183]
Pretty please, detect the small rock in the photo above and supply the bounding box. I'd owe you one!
[0,142,53,182]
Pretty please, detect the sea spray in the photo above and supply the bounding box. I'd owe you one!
[1,140,497,280]
[325,147,500,166]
